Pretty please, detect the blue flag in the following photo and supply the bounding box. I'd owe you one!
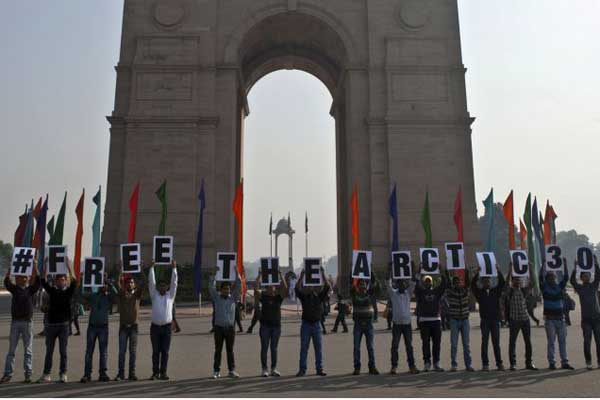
[531,197,544,266]
[193,179,206,297]
[22,200,35,247]
[36,195,49,266]
[388,184,399,252]
[482,188,495,252]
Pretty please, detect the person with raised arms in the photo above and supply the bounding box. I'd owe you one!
[570,255,600,370]
[445,269,474,372]
[539,259,573,370]
[506,265,537,371]
[148,261,178,381]
[38,259,77,383]
[414,266,448,372]
[79,276,119,383]
[115,272,145,381]
[470,268,506,371]
[387,263,419,375]
[254,272,287,377]
[351,279,379,375]
[295,267,331,377]
[0,261,40,384]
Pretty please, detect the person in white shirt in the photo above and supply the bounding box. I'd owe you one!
[148,261,177,381]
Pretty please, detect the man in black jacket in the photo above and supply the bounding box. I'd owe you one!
[38,261,77,383]
[471,270,506,371]
[1,262,41,383]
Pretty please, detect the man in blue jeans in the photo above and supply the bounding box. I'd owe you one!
[446,271,474,372]
[1,262,41,384]
[387,274,419,375]
[540,260,574,370]
[115,273,144,381]
[351,279,379,375]
[295,267,331,377]
[80,278,118,383]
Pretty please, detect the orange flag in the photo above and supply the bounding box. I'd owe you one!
[31,197,43,249]
[543,201,555,245]
[128,182,140,242]
[519,219,527,250]
[232,181,246,298]
[350,185,359,250]
[453,187,464,242]
[503,190,516,250]
[74,189,85,280]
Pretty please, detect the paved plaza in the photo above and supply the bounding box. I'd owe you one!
[0,293,597,397]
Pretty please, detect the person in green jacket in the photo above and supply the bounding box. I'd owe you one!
[79,278,118,383]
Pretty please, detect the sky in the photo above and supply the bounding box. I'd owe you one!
[0,1,598,265]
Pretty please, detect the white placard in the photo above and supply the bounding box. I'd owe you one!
[303,258,323,286]
[510,250,529,277]
[121,243,141,273]
[47,245,68,276]
[476,252,498,277]
[577,247,594,274]
[351,250,372,280]
[445,242,466,270]
[83,257,105,288]
[153,236,174,265]
[391,251,412,279]
[420,248,440,275]
[216,252,237,282]
[544,245,563,271]
[11,247,36,277]
[260,257,280,286]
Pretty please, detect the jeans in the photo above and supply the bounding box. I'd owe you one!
[353,321,375,370]
[391,323,415,369]
[150,323,172,375]
[214,326,235,372]
[419,320,442,365]
[259,324,281,370]
[43,323,69,374]
[118,324,138,376]
[509,319,532,366]
[582,319,600,364]
[84,324,109,377]
[299,321,323,372]
[480,318,502,367]
[4,320,33,376]
[545,318,568,365]
[450,319,472,368]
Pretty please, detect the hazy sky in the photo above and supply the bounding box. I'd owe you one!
[1,1,599,265]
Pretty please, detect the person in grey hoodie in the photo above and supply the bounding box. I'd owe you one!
[570,255,600,370]
[387,271,419,375]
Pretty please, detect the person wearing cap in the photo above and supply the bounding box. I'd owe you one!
[540,260,573,370]
[414,267,448,372]
[445,270,474,372]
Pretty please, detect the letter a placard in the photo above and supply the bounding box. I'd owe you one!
[83,257,105,288]
[216,252,237,282]
[153,236,174,265]
[260,257,280,286]
[352,250,372,280]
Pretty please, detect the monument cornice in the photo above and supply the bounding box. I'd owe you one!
[106,115,220,128]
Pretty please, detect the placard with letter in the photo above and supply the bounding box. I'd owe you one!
[303,257,323,286]
[391,251,412,279]
[352,250,372,280]
[215,252,237,282]
[510,250,529,277]
[11,247,36,277]
[260,257,280,286]
[83,257,105,288]
[120,243,141,273]
[445,242,466,271]
[420,248,440,274]
[576,247,595,274]
[47,245,69,276]
[476,252,497,277]
[153,236,174,265]
[545,244,563,271]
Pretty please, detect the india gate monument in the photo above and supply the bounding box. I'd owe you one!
[101,0,479,283]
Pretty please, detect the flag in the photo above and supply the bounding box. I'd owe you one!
[74,189,85,280]
[453,186,464,242]
[92,187,102,257]
[543,201,556,245]
[128,182,140,242]
[421,191,432,248]
[549,205,558,244]
[482,188,495,252]
[350,185,360,250]
[389,184,399,251]
[31,197,43,250]
[519,219,527,250]
[47,215,55,241]
[14,205,28,247]
[305,212,308,234]
[269,213,273,235]
[232,181,246,298]
[156,181,167,236]
[532,198,544,265]
[523,193,538,289]
[193,179,206,297]
[503,190,516,250]
[22,200,35,248]
[36,196,49,266]
[49,192,67,245]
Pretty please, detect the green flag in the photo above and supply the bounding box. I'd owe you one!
[49,192,67,245]
[92,186,101,257]
[482,188,495,252]
[523,193,539,291]
[47,215,55,239]
[156,181,167,236]
[421,191,432,247]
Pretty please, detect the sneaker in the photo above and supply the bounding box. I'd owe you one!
[150,374,160,380]
[433,364,444,372]
[481,365,490,372]
[549,363,557,370]
[270,369,281,377]
[159,374,170,381]
[228,370,240,379]
[561,363,575,370]
[59,373,67,383]
[114,375,124,382]
[99,374,110,382]
[466,366,475,372]
[0,375,11,384]
[129,374,138,381]
[23,374,32,384]
[80,376,91,384]
[526,364,538,371]
[497,364,506,371]
[450,366,458,372]
[369,368,380,375]
[316,370,327,376]
[509,365,517,371]
[262,369,269,378]
[389,368,398,375]
[409,366,420,374]
[37,374,51,383]
[352,369,360,376]
[74,332,81,336]
[296,370,306,377]
[423,363,431,372]
[212,371,220,379]
[343,329,349,333]
[587,363,593,371]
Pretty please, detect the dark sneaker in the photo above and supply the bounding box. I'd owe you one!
[159,374,170,381]
[466,366,475,372]
[296,370,306,377]
[481,365,490,372]
[409,366,420,374]
[526,364,538,371]
[497,364,506,371]
[561,363,575,370]
[352,369,360,375]
[99,374,110,382]
[150,374,160,381]
[0,375,11,384]
[129,374,138,381]
[80,376,91,383]
[509,365,517,371]
[549,363,557,370]
[316,370,327,376]
[23,374,32,384]
[369,368,380,375]
[114,375,124,381]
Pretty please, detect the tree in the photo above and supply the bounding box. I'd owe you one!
[0,241,13,276]
[556,230,596,263]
